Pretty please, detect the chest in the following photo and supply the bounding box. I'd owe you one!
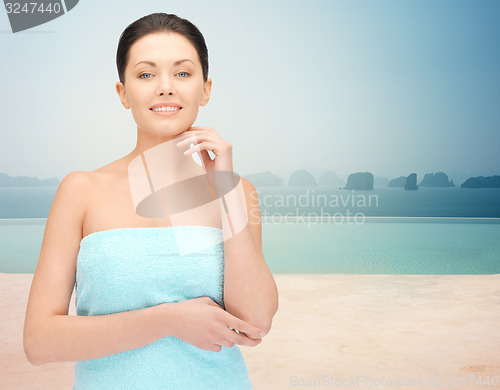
[82,179,222,237]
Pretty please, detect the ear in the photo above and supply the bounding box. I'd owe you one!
[115,81,130,109]
[200,78,212,107]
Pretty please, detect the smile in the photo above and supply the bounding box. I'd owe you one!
[150,106,182,116]
[151,106,181,112]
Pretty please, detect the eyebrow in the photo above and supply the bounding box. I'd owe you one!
[134,59,195,67]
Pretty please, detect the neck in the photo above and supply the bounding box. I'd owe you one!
[129,126,187,158]
[123,125,204,186]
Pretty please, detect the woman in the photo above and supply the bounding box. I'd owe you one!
[23,13,279,389]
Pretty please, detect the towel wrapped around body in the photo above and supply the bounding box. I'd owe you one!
[73,225,253,390]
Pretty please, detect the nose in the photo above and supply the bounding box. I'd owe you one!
[157,75,175,96]
[159,89,173,96]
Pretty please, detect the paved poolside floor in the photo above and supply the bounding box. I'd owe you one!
[1,273,499,389]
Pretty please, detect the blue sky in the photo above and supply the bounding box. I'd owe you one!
[0,0,499,184]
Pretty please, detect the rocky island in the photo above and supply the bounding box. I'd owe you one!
[245,170,284,186]
[405,173,418,190]
[288,169,317,186]
[418,172,454,187]
[0,173,59,187]
[387,176,406,187]
[461,175,500,188]
[344,172,373,190]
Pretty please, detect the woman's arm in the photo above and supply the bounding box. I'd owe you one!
[24,171,265,365]
[176,128,278,334]
[23,172,175,365]
[25,303,175,365]
[220,176,279,335]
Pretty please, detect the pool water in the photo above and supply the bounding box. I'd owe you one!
[1,218,499,275]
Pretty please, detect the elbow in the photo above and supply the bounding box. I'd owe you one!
[249,313,275,337]
[23,325,46,366]
[257,296,279,336]
[260,319,273,337]
[261,291,279,336]
[24,336,43,366]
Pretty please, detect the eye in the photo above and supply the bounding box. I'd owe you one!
[177,72,190,78]
[139,73,152,79]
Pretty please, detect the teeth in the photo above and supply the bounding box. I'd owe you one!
[152,106,180,112]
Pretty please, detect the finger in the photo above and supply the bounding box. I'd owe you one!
[176,133,220,148]
[174,132,195,143]
[201,146,216,159]
[225,327,262,346]
[217,338,235,349]
[228,320,266,340]
[183,142,218,157]
[188,127,223,139]
[189,126,216,132]
[209,344,223,353]
[200,149,214,166]
[202,296,224,307]
[176,135,200,147]
[183,131,220,143]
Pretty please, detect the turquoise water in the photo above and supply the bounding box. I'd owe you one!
[0,219,46,273]
[257,186,500,217]
[2,186,500,218]
[1,218,499,275]
[262,217,500,274]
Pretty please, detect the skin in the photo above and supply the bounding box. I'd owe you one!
[23,31,270,366]
[116,32,213,158]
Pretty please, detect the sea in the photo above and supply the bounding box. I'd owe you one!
[1,186,499,275]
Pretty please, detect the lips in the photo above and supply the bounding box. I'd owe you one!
[149,102,183,116]
[150,103,182,110]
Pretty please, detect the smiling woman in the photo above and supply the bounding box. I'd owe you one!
[23,12,278,390]
[115,31,211,140]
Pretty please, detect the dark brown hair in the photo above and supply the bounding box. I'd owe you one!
[116,13,209,84]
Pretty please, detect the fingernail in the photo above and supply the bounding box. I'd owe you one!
[260,332,265,337]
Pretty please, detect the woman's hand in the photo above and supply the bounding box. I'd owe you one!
[168,297,265,352]
[176,126,234,174]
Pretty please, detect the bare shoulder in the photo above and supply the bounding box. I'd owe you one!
[60,160,125,198]
[54,170,99,218]
[52,171,92,212]
[57,170,95,194]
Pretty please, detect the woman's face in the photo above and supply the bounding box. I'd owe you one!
[116,32,211,137]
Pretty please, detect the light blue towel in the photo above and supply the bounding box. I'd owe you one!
[73,226,253,390]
